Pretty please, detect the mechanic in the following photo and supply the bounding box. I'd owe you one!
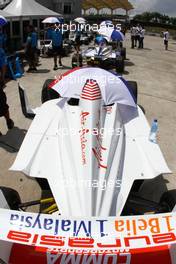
[74,24,82,53]
[0,26,7,87]
[25,25,38,72]
[51,22,63,70]
[46,24,53,39]
[0,85,14,135]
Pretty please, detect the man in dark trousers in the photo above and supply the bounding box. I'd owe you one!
[0,84,14,135]
[25,25,38,72]
[139,26,145,49]
[130,25,136,49]
[0,26,7,87]
[51,23,63,70]
[163,29,169,50]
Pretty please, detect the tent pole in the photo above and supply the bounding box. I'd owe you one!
[10,18,13,38]
[37,18,40,37]
[20,18,23,46]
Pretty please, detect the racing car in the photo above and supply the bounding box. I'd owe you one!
[13,67,174,216]
[0,67,175,262]
[72,35,125,73]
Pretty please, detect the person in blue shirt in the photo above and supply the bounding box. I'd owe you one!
[25,25,38,72]
[0,26,7,87]
[46,25,53,39]
[51,23,63,70]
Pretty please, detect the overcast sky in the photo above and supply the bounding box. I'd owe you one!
[130,0,176,16]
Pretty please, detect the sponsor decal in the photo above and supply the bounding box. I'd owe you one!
[92,115,107,169]
[79,112,90,165]
[81,80,102,101]
[6,212,176,251]
[0,209,176,263]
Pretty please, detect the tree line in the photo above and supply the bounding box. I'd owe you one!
[133,12,176,26]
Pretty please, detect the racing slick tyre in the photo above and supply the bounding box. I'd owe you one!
[0,186,21,210]
[139,105,146,114]
[72,53,83,68]
[116,56,125,73]
[127,81,138,103]
[159,190,176,212]
[41,79,60,104]
[121,47,126,60]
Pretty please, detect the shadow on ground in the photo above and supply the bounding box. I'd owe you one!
[31,69,50,74]
[0,127,27,153]
[142,48,152,51]
[123,70,129,75]
[125,61,135,66]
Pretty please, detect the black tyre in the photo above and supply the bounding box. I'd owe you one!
[127,81,138,103]
[121,47,126,60]
[116,56,124,73]
[160,190,176,212]
[41,79,60,104]
[72,53,83,68]
[0,186,21,210]
[138,104,146,114]
[36,178,50,191]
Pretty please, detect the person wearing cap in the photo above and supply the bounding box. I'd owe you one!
[51,23,63,70]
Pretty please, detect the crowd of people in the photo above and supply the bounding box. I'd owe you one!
[0,25,14,135]
[130,24,145,49]
[130,24,171,51]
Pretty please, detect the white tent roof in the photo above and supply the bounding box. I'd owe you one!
[0,9,12,18]
[4,0,62,18]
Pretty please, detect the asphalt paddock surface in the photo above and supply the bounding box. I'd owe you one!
[0,34,176,211]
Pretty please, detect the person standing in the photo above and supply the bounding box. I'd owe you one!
[163,29,169,50]
[51,23,63,70]
[74,25,82,53]
[130,25,136,49]
[135,25,140,48]
[25,25,38,72]
[0,83,14,135]
[139,26,145,49]
[0,26,7,87]
[46,24,53,39]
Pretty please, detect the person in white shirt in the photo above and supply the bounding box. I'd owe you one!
[139,26,145,49]
[130,25,136,49]
[135,25,140,47]
[163,30,169,50]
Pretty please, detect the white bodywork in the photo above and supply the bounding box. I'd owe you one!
[11,97,170,217]
[82,46,119,60]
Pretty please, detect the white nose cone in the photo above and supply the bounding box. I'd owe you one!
[79,79,103,216]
